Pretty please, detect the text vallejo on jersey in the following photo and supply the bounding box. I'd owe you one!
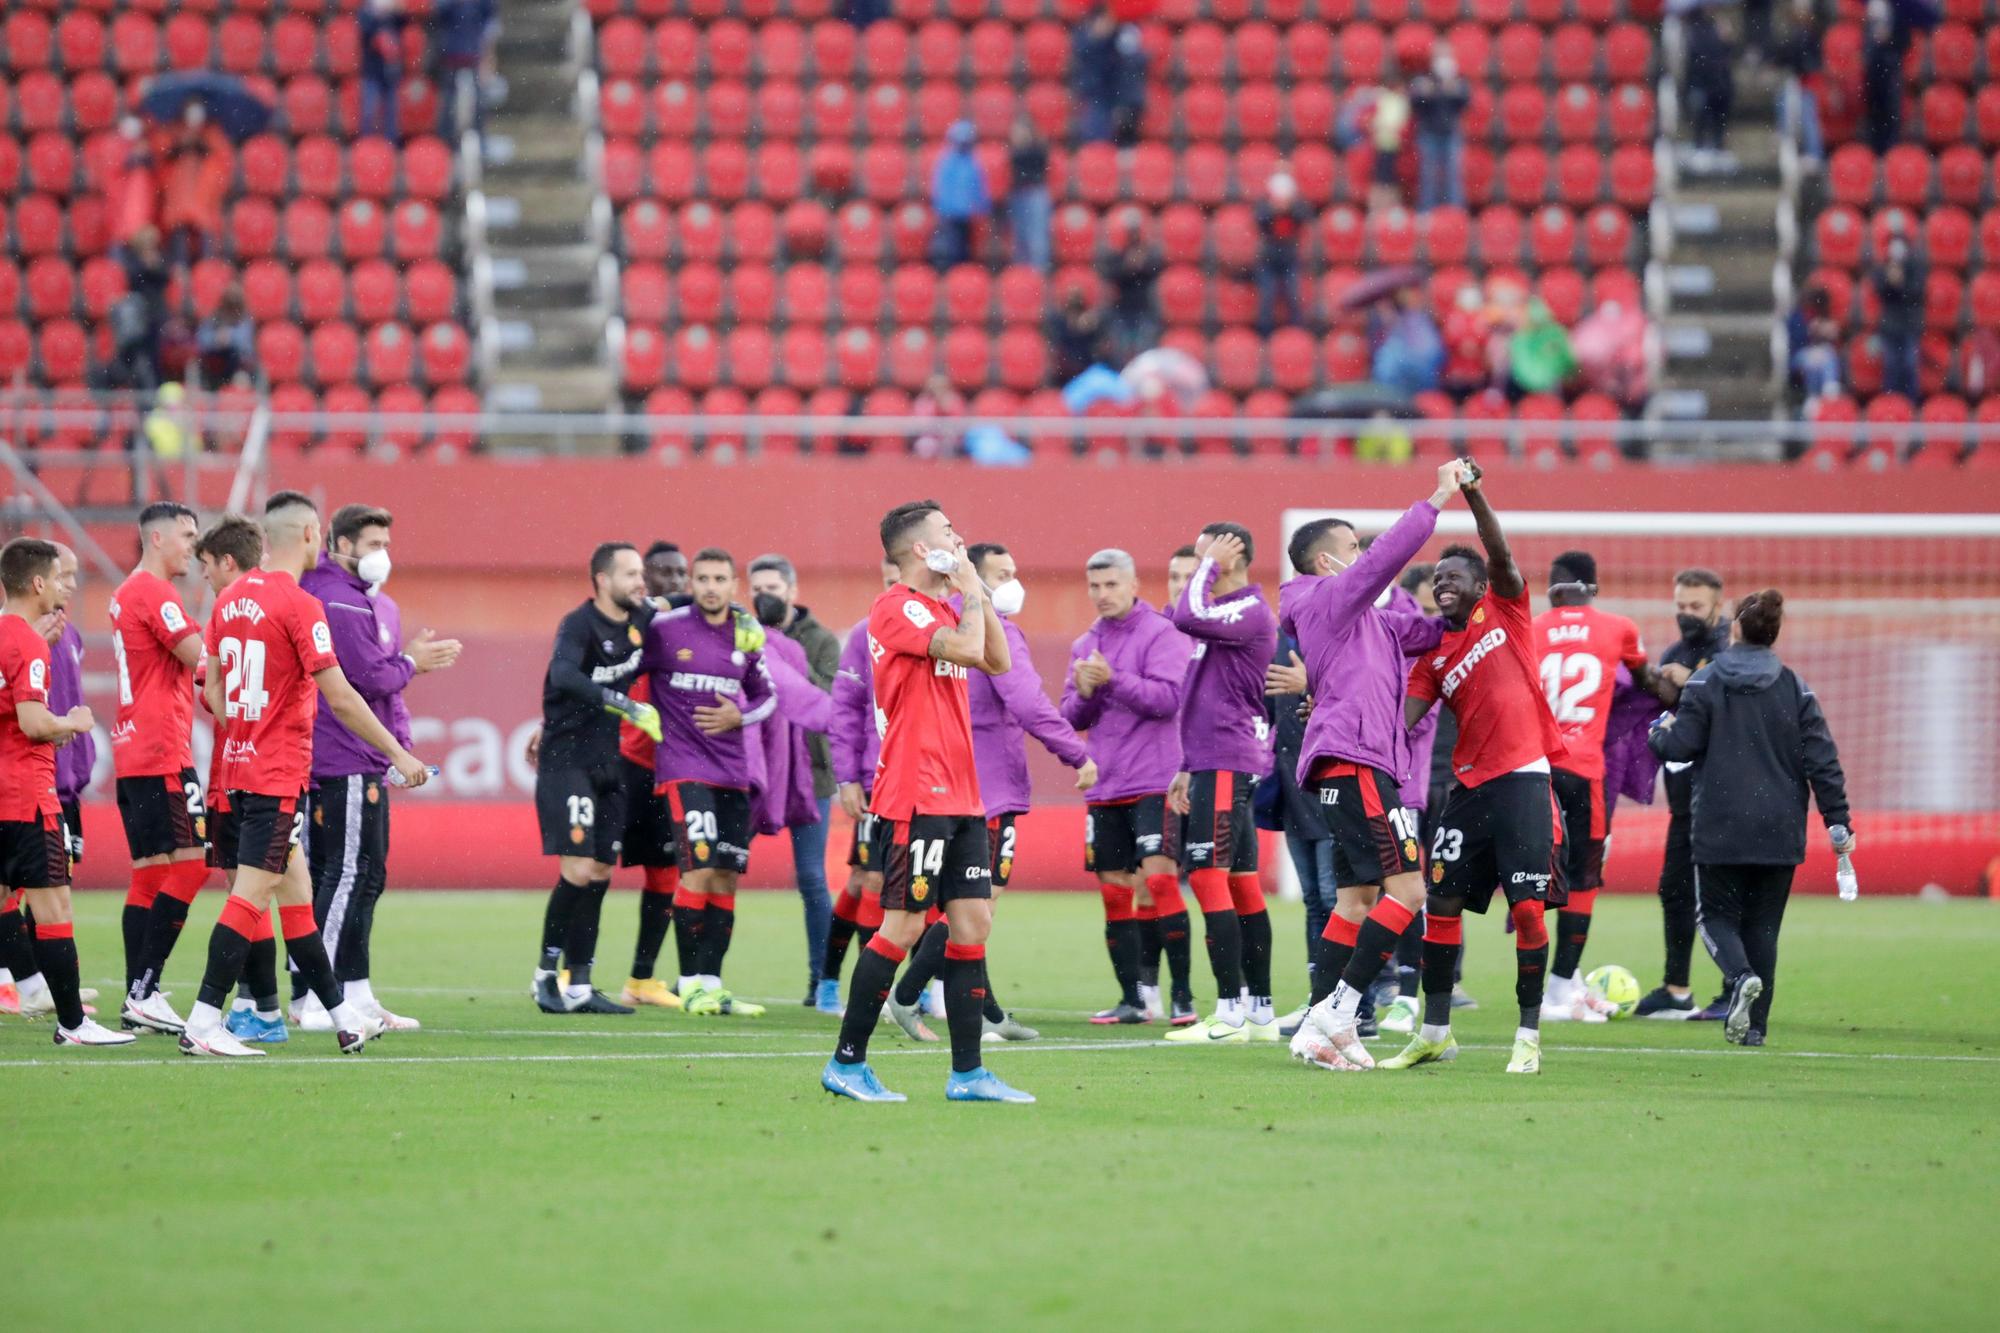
[1439,628,1508,699]
[668,670,742,694]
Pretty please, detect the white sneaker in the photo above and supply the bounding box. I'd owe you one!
[55,1017,138,1047]
[120,990,186,1035]
[1304,996,1374,1068]
[1377,995,1419,1035]
[179,1022,265,1057]
[333,1003,385,1054]
[293,994,334,1032]
[1289,1024,1362,1071]
[1574,983,1619,1021]
[364,1000,421,1032]
[1138,983,1164,1022]
[1540,993,1607,1024]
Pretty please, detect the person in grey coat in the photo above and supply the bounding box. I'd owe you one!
[1647,589,1853,1047]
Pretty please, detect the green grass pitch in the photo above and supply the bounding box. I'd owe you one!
[7,891,1997,1330]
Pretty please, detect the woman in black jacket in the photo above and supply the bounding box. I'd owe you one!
[1647,590,1853,1047]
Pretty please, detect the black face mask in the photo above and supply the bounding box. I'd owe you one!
[1677,613,1715,643]
[752,592,789,628]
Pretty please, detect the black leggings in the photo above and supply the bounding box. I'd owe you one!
[1695,863,1794,1031]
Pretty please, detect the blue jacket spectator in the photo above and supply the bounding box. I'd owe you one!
[930,121,990,268]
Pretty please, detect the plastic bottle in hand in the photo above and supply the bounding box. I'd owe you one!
[1830,824,1858,901]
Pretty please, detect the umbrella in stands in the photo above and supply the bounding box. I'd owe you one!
[1291,384,1421,418]
[140,72,274,141]
[1334,265,1425,314]
[1121,347,1209,408]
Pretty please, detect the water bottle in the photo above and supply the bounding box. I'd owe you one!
[385,765,440,789]
[1829,824,1858,901]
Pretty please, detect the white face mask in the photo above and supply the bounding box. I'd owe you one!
[990,578,1026,617]
[1322,551,1355,575]
[356,549,392,587]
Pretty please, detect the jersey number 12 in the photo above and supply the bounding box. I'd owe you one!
[1539,652,1601,724]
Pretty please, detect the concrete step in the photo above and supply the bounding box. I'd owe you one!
[495,310,605,368]
[497,65,579,118]
[486,366,617,418]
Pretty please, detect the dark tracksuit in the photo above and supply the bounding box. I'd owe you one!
[1647,643,1852,1034]
[1655,622,1731,989]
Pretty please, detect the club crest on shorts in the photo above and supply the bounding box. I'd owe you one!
[1404,839,1419,864]
[911,874,930,903]
[1432,861,1445,883]
[313,805,325,826]
[570,825,586,845]
[193,816,206,839]
[999,857,1012,881]
[695,841,711,863]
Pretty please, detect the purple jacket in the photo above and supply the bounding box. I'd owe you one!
[1060,600,1188,802]
[1603,667,1662,818]
[1280,500,1446,786]
[638,604,776,789]
[49,620,94,801]
[749,630,832,833]
[300,552,415,780]
[970,613,1090,817]
[828,617,880,793]
[1388,583,1442,810]
[1169,560,1277,776]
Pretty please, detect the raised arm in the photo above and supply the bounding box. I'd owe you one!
[925,564,993,670]
[766,646,833,734]
[549,614,614,708]
[1171,551,1267,644]
[1461,478,1523,599]
[1293,461,1465,632]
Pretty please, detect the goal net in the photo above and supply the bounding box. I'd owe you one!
[1278,509,2000,895]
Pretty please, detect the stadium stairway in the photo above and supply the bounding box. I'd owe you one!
[1655,68,1786,446]
[480,0,618,447]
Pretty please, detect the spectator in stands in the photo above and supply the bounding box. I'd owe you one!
[1111,25,1149,149]
[1410,52,1470,212]
[1441,285,1492,397]
[432,0,498,144]
[158,104,232,269]
[1508,299,1578,397]
[930,121,991,270]
[1784,283,1843,402]
[1369,71,1411,213]
[197,286,257,388]
[1573,299,1653,410]
[1773,0,1826,169]
[1684,6,1737,174]
[911,374,966,459]
[116,227,172,376]
[360,0,408,142]
[1861,1,1910,155]
[1100,225,1163,364]
[1253,169,1309,335]
[1370,288,1445,394]
[1742,0,1776,66]
[1049,288,1107,386]
[843,0,889,29]
[1071,11,1122,144]
[1007,116,1052,273]
[1871,227,1925,400]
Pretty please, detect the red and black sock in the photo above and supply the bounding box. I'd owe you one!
[1147,874,1193,1003]
[631,866,678,980]
[33,921,84,1029]
[671,883,705,979]
[1189,869,1242,1002]
[539,876,583,971]
[241,909,280,1012]
[1099,882,1141,1006]
[694,894,735,978]
[122,863,169,990]
[130,859,209,1001]
[1311,915,1360,1006]
[834,933,904,1065]
[855,892,883,952]
[943,941,988,1074]
[278,901,346,1013]
[1421,913,1463,1027]
[1338,897,1416,994]
[196,896,263,1011]
[1395,911,1424,997]
[1553,889,1596,981]
[1512,899,1549,1029]
[893,919,948,1008]
[823,888,862,981]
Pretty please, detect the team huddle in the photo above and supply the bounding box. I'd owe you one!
[0,467,1850,1084]
[0,494,446,1054]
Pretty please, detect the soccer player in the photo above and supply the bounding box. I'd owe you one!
[617,539,690,1009]
[177,492,433,1057]
[0,538,126,1046]
[293,504,461,1033]
[1061,549,1189,1026]
[1308,472,1569,1075]
[1636,567,1733,1019]
[1278,465,1462,1071]
[194,515,289,1044]
[531,542,660,1015]
[109,502,215,1036]
[1164,545,1199,607]
[1162,524,1281,1044]
[821,500,1031,1104]
[1533,550,1654,1022]
[882,542,1096,1045]
[640,548,775,1017]
[747,553,843,1001]
[817,559,899,1014]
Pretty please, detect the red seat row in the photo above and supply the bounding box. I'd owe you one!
[254,318,472,388]
[1810,204,1999,273]
[1,9,431,83]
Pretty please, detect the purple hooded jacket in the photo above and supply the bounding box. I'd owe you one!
[300,552,415,780]
[1603,667,1662,818]
[639,604,776,790]
[828,617,880,794]
[49,620,94,802]
[1169,559,1277,777]
[970,612,1090,817]
[748,630,833,834]
[1060,600,1188,803]
[1280,500,1446,787]
[1387,582,1442,810]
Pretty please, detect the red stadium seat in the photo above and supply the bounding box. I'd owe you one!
[786,264,835,325]
[887,327,936,390]
[835,327,881,390]
[365,322,416,387]
[677,265,724,325]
